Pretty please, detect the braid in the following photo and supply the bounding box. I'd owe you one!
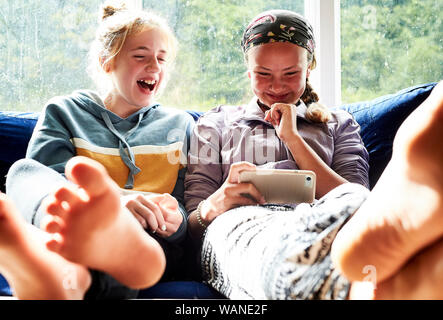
[302,79,331,123]
[300,79,319,105]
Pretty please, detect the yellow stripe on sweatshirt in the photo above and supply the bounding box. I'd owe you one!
[72,138,185,193]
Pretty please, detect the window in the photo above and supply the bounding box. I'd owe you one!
[0,1,102,112]
[143,0,304,110]
[341,0,442,103]
[0,1,440,112]
[0,0,304,112]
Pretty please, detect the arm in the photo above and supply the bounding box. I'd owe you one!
[329,111,370,189]
[184,119,264,240]
[26,102,77,173]
[265,103,349,198]
[123,116,195,243]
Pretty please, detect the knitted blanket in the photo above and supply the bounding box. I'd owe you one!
[201,183,369,300]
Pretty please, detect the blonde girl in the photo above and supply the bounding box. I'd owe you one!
[2,1,194,299]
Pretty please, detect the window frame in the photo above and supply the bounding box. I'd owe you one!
[305,0,342,108]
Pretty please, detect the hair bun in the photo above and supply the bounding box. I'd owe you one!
[101,1,127,20]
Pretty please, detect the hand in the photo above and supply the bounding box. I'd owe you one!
[201,162,266,223]
[264,103,299,142]
[122,193,182,237]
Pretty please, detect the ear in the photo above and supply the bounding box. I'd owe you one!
[100,57,113,73]
[306,64,312,79]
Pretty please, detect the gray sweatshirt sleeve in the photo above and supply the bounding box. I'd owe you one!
[26,102,77,173]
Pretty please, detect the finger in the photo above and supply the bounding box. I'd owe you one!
[264,110,271,121]
[125,199,158,231]
[154,215,183,238]
[231,182,266,204]
[137,198,166,232]
[131,210,148,229]
[230,195,262,207]
[134,204,159,232]
[227,161,257,184]
[270,104,284,122]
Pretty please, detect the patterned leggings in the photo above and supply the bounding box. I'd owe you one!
[201,183,370,300]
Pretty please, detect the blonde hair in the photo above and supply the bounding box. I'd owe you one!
[88,0,178,94]
[245,47,331,123]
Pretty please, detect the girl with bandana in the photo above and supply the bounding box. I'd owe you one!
[184,10,443,299]
[184,9,370,299]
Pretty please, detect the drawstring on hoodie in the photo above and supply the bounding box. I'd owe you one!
[101,111,143,189]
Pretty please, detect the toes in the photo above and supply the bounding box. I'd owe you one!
[54,186,82,205]
[65,156,116,198]
[42,186,84,219]
[46,234,63,253]
[41,195,68,219]
[40,215,65,234]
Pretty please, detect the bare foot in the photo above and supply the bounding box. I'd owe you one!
[375,237,443,300]
[349,236,443,300]
[0,193,91,299]
[332,82,443,283]
[41,156,166,289]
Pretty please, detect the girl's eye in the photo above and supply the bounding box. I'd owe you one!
[134,56,144,59]
[256,72,270,76]
[285,72,298,76]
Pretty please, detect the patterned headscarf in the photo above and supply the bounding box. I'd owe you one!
[241,9,315,54]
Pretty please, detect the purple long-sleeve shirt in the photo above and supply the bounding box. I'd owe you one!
[184,98,369,213]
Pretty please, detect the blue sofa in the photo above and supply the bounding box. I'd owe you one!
[0,82,437,298]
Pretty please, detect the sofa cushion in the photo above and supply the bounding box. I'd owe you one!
[0,112,38,193]
[0,274,12,296]
[339,82,436,189]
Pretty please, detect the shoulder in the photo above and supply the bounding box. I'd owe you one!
[155,106,195,124]
[328,108,360,130]
[43,90,97,114]
[197,104,246,128]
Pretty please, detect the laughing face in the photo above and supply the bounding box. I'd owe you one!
[247,41,311,110]
[105,27,170,118]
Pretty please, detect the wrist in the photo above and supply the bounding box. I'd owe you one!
[194,200,209,229]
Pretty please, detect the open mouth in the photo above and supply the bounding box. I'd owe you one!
[137,79,157,92]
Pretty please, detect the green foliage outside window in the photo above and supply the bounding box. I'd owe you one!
[341,0,442,103]
[0,0,441,112]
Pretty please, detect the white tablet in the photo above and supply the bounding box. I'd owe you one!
[239,169,316,204]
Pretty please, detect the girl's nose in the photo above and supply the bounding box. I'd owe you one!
[146,57,161,73]
[270,77,284,93]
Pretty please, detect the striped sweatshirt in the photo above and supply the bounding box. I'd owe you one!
[26,90,194,243]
